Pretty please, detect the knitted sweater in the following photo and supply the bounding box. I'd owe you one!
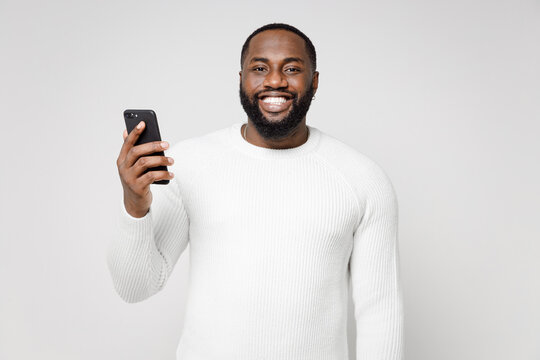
[107,121,404,360]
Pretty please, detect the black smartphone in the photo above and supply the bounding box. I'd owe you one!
[124,109,169,185]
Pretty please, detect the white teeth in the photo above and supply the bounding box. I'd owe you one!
[262,97,287,104]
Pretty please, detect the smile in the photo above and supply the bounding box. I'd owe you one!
[258,97,293,113]
[262,97,288,104]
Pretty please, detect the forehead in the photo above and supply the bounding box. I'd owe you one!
[246,29,309,63]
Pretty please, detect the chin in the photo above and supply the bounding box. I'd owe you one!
[259,109,291,123]
[264,116,286,123]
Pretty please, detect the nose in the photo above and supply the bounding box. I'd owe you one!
[263,69,288,89]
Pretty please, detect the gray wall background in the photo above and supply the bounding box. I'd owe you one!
[1,0,539,359]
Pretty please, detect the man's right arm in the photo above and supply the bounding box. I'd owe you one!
[107,122,189,303]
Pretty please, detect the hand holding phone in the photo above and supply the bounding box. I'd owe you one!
[117,110,175,218]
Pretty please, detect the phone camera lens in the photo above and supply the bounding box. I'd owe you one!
[127,113,134,118]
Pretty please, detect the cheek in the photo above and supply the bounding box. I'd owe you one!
[244,73,266,87]
[290,76,311,91]
[247,78,264,91]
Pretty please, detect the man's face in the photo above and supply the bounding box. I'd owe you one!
[239,29,319,140]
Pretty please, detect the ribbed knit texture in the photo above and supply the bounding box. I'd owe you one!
[107,121,404,360]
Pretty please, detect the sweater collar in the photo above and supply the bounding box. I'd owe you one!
[228,121,321,159]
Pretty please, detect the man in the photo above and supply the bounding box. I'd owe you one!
[109,23,404,360]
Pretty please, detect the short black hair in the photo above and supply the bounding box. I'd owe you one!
[240,23,317,73]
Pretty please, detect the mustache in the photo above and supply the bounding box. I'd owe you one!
[253,89,297,99]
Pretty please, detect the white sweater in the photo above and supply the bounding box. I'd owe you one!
[107,121,404,360]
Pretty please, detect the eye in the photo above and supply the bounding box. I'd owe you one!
[285,68,300,73]
[252,66,266,72]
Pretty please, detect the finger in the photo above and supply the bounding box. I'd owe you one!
[118,121,145,164]
[125,140,169,168]
[132,155,174,177]
[138,170,174,187]
[123,129,128,140]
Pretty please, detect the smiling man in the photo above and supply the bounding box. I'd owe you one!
[239,26,318,144]
[109,23,404,360]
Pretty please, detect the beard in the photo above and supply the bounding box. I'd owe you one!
[239,81,315,140]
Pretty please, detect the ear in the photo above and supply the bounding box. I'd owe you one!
[312,71,319,95]
[238,71,242,83]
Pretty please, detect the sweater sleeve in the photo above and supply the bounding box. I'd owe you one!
[349,168,404,359]
[107,178,190,303]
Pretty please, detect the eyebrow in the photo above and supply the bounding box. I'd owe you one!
[249,57,305,64]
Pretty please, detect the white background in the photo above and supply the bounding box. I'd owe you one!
[1,0,539,359]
